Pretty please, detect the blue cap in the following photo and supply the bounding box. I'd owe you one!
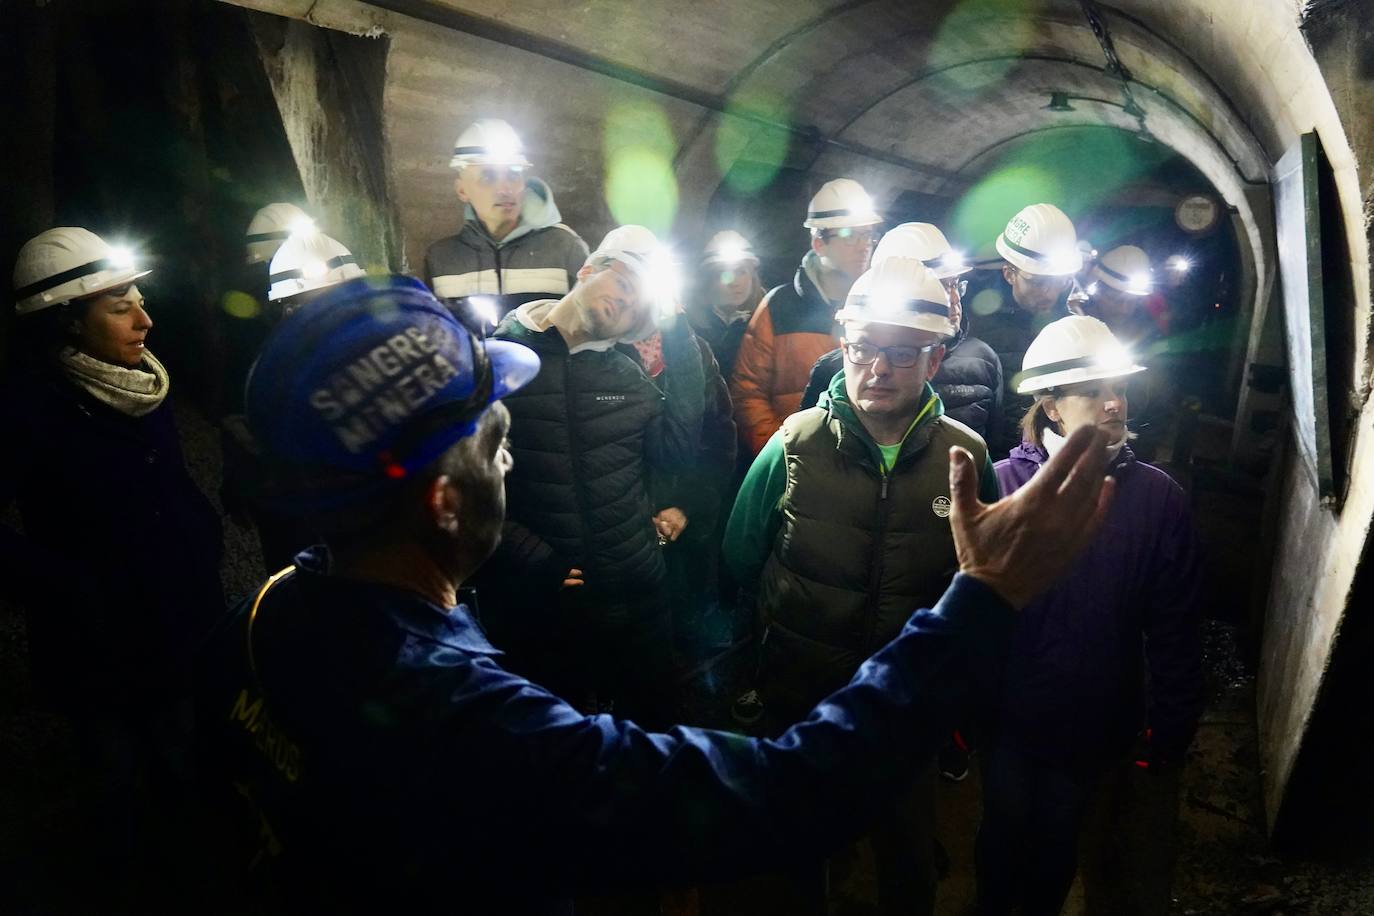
[246,275,539,508]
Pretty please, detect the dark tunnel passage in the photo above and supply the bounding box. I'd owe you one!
[4,0,1374,913]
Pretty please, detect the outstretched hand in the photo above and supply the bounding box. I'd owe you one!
[948,426,1117,609]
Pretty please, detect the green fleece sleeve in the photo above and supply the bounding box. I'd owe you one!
[723,430,788,586]
[980,454,1001,503]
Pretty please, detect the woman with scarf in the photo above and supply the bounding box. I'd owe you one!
[3,227,224,905]
[975,315,1203,916]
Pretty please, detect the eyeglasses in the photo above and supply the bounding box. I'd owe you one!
[942,278,968,297]
[824,227,877,247]
[843,341,939,369]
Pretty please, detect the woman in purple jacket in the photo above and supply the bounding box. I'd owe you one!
[976,315,1203,916]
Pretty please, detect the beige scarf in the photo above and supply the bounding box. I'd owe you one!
[59,346,170,417]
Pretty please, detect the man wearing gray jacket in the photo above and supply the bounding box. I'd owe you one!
[424,118,589,336]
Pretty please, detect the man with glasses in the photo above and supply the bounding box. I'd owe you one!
[730,178,881,457]
[801,223,1004,443]
[724,257,999,916]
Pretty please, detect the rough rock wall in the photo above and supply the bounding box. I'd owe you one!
[248,13,406,272]
[1258,0,1374,838]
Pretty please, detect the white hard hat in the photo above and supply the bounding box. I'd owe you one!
[803,178,882,230]
[245,202,314,265]
[872,223,970,279]
[1017,315,1146,394]
[1091,245,1153,295]
[450,119,532,170]
[589,224,660,277]
[835,256,955,337]
[267,232,366,302]
[996,203,1082,276]
[588,225,680,341]
[701,230,758,268]
[13,227,152,316]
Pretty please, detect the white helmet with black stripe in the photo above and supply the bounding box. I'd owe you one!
[1090,245,1153,295]
[268,232,366,302]
[245,202,314,265]
[1016,315,1146,394]
[700,230,758,268]
[803,178,882,230]
[449,119,533,170]
[996,203,1082,276]
[872,223,969,279]
[12,227,152,316]
[834,256,955,338]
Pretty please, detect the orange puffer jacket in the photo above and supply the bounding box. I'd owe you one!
[729,260,840,456]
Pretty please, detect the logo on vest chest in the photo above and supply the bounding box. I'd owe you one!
[593,394,628,402]
[931,496,952,518]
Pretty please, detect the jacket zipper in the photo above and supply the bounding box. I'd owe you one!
[493,241,504,295]
[563,357,594,579]
[861,467,893,654]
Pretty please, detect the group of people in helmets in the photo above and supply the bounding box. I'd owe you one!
[2,113,1199,916]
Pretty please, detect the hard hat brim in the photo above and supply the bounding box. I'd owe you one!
[804,213,883,230]
[450,154,533,171]
[1090,266,1151,296]
[996,235,1083,276]
[1015,362,1146,394]
[16,266,153,316]
[834,306,956,338]
[932,263,972,280]
[484,338,542,401]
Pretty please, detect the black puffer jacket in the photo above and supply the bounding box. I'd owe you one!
[479,305,705,613]
[800,334,1003,441]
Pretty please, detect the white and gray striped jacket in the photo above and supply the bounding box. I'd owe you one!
[424,177,589,335]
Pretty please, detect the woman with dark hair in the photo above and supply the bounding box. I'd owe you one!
[976,315,1203,916]
[3,227,224,904]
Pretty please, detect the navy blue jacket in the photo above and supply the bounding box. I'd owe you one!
[995,444,1203,768]
[195,549,1013,913]
[0,363,224,709]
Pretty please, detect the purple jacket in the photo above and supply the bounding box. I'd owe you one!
[993,443,1203,769]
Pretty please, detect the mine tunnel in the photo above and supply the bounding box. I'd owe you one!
[2,0,1374,913]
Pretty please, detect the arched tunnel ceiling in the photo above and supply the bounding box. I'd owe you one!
[231,0,1358,363]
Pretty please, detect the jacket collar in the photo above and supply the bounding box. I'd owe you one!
[825,373,945,469]
[459,176,562,249]
[798,249,847,308]
[1010,439,1138,475]
[293,547,501,657]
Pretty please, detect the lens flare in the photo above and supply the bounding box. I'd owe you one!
[468,296,500,329]
[604,100,679,233]
[221,290,261,320]
[716,87,792,195]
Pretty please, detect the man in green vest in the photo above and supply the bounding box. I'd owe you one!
[724,256,999,916]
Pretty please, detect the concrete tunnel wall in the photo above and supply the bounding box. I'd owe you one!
[221,0,1373,834]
